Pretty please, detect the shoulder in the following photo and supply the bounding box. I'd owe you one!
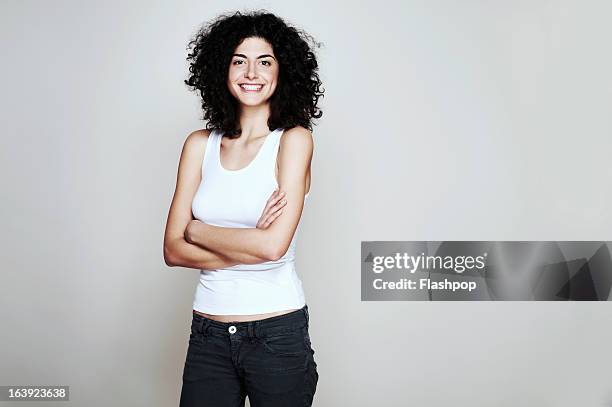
[185,128,213,148]
[279,126,314,155]
[181,128,213,157]
[277,126,313,172]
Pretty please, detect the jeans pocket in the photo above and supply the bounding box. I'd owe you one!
[262,329,308,356]
[188,323,208,347]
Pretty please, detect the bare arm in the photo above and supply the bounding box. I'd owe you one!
[185,126,313,262]
[162,130,270,269]
[186,222,275,262]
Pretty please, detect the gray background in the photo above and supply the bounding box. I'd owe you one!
[1,0,611,406]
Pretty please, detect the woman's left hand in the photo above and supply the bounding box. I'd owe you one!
[256,189,287,229]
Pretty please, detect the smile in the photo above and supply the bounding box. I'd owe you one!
[239,84,264,92]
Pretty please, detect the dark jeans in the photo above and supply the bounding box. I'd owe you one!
[179,305,319,407]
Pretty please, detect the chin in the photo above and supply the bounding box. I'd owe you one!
[236,97,270,107]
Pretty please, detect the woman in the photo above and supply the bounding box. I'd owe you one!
[163,10,324,407]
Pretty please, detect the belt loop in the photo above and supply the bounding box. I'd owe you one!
[303,305,309,325]
[248,323,255,339]
[200,318,208,335]
[253,322,260,339]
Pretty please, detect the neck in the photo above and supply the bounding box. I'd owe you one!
[237,103,272,140]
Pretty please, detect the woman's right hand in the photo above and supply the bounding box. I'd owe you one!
[256,189,287,229]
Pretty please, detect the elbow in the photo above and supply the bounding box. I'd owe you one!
[163,245,178,267]
[267,242,289,262]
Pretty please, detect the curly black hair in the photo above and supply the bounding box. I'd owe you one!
[184,10,324,138]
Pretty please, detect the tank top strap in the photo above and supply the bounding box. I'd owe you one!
[209,129,221,163]
[269,127,284,156]
[266,128,284,183]
[213,128,222,157]
[200,129,218,174]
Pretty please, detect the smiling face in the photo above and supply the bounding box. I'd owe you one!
[227,36,279,108]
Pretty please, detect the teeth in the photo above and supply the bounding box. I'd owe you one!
[240,84,263,91]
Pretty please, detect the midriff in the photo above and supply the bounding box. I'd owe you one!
[193,308,300,323]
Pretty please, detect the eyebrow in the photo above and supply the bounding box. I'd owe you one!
[232,53,276,60]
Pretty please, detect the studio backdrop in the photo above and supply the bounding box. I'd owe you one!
[1,1,611,406]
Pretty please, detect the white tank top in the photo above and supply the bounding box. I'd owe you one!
[190,127,310,315]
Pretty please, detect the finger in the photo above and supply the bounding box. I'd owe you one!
[261,197,279,214]
[266,200,285,219]
[269,188,281,200]
[270,208,284,221]
[260,217,272,229]
[263,207,284,228]
[270,189,285,201]
[274,198,287,210]
[263,197,286,219]
[259,212,274,228]
[265,191,284,208]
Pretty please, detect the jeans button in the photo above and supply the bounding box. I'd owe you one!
[228,325,236,334]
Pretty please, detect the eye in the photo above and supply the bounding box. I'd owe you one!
[261,60,272,66]
[232,60,245,65]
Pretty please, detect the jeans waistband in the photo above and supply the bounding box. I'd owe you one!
[191,305,309,338]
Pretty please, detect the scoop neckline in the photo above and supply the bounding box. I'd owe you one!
[217,128,279,173]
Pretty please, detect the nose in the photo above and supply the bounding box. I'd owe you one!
[245,62,257,80]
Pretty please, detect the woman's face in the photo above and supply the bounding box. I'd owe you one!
[227,36,279,108]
